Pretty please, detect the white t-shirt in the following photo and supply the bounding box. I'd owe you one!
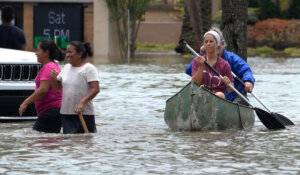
[57,63,100,115]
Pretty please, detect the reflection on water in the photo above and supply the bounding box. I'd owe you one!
[1,55,300,174]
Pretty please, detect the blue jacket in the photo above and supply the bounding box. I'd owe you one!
[185,49,255,101]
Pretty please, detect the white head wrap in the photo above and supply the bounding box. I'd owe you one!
[203,31,221,45]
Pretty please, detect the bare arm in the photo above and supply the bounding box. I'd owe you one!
[192,56,205,85]
[222,76,234,93]
[192,66,204,85]
[50,69,63,90]
[19,80,50,116]
[75,81,100,114]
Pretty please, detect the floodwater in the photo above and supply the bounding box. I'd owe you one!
[1,53,300,174]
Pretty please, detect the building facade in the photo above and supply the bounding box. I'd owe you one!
[0,0,219,59]
[0,0,120,60]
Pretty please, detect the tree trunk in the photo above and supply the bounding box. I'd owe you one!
[221,0,248,61]
[175,0,212,54]
[105,0,149,59]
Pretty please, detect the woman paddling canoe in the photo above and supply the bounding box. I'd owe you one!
[191,30,234,99]
[186,27,255,105]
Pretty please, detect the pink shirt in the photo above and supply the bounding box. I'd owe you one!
[34,62,62,116]
[192,56,233,93]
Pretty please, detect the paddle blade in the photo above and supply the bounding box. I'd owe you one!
[254,107,285,129]
[272,112,295,126]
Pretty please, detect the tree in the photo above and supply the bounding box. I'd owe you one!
[221,0,248,61]
[257,0,300,20]
[105,0,149,59]
[175,0,212,54]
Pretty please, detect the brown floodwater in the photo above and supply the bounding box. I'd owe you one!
[0,53,300,174]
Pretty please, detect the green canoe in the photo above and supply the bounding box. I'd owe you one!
[164,82,255,131]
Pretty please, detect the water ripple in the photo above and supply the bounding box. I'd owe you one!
[0,56,300,174]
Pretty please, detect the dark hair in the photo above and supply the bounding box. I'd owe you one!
[38,39,65,61]
[1,6,14,22]
[68,41,93,59]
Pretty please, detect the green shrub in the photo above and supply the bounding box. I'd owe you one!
[212,11,222,26]
[256,46,275,54]
[248,8,260,25]
[284,47,300,57]
[136,43,177,51]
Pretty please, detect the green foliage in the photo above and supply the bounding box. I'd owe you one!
[136,43,176,51]
[284,47,300,57]
[253,46,276,57]
[257,0,300,20]
[258,0,281,20]
[136,44,300,57]
[183,53,193,59]
[247,47,271,57]
[248,46,300,57]
[280,0,291,12]
[105,0,123,22]
[212,10,222,26]
[149,0,160,3]
[130,0,149,19]
[285,0,300,19]
[248,0,260,7]
[175,0,185,4]
[248,8,260,25]
[256,46,275,54]
[171,6,185,21]
[105,0,150,58]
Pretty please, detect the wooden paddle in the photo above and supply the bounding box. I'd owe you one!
[231,72,294,126]
[78,113,89,133]
[180,39,286,130]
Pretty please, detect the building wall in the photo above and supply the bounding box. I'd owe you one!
[137,22,182,44]
[137,1,219,44]
[2,1,220,57]
[145,5,182,22]
[21,2,94,51]
[23,3,34,51]
[136,4,182,44]
[84,4,94,49]
[93,0,120,60]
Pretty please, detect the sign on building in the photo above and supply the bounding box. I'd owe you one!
[34,4,83,49]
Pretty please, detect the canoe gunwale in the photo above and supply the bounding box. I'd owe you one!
[166,81,253,111]
[166,82,192,103]
[195,84,254,110]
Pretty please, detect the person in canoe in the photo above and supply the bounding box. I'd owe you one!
[19,39,64,133]
[186,27,255,105]
[192,30,234,99]
[50,41,100,134]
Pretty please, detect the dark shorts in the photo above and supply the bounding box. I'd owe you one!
[33,108,61,133]
[61,114,97,134]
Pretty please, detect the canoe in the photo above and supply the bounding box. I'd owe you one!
[164,82,255,131]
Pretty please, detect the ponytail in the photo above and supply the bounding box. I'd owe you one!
[53,47,65,61]
[68,41,93,59]
[38,39,65,61]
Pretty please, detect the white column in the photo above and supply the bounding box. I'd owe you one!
[93,0,121,62]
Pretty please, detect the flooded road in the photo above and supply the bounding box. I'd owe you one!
[1,54,300,174]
